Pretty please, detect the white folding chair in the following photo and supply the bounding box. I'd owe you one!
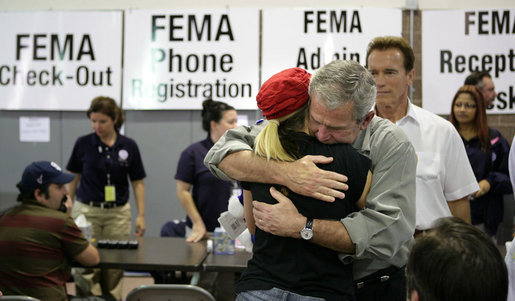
[126,284,216,301]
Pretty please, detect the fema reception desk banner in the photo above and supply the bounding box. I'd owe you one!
[422,9,515,115]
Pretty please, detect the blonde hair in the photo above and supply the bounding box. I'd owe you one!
[254,104,309,162]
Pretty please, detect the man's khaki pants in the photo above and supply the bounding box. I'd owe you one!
[72,201,132,301]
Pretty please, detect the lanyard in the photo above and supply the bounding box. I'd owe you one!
[98,144,113,186]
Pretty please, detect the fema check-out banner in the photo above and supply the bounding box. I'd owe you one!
[0,11,122,110]
[422,9,515,115]
[261,8,402,82]
[123,9,260,110]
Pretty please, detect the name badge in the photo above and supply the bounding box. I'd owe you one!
[105,185,116,202]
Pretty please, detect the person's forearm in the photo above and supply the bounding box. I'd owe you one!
[448,196,471,224]
[132,180,145,217]
[219,150,285,184]
[312,219,355,253]
[67,174,81,201]
[178,191,204,225]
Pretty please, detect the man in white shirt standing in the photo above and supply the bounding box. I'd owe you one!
[366,36,479,233]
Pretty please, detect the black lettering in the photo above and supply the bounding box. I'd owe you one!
[492,11,509,34]
[478,11,489,34]
[0,65,10,84]
[39,70,49,86]
[350,11,362,33]
[481,55,493,72]
[169,48,182,72]
[215,15,234,41]
[151,15,166,42]
[468,55,480,72]
[169,15,184,41]
[304,11,314,33]
[76,65,89,86]
[496,91,506,109]
[220,54,233,72]
[16,34,30,60]
[33,34,46,61]
[52,66,63,85]
[151,48,165,72]
[455,55,466,73]
[157,83,167,102]
[465,12,475,35]
[189,14,210,41]
[297,48,308,69]
[50,34,73,60]
[330,11,347,33]
[77,35,95,61]
[440,50,452,73]
[176,82,185,98]
[317,11,326,33]
[27,70,37,86]
[186,54,199,72]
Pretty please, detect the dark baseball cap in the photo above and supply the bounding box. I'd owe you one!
[19,161,75,192]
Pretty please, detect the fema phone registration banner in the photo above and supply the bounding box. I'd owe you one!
[0,11,122,110]
[422,9,515,115]
[123,8,260,110]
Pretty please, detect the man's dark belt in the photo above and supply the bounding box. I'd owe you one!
[354,265,404,289]
[79,199,125,209]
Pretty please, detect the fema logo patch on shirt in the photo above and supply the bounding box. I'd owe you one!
[118,149,129,162]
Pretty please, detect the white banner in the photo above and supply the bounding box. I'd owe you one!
[0,11,122,110]
[123,9,260,110]
[422,9,515,115]
[261,8,402,82]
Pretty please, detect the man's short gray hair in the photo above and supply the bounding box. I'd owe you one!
[309,60,376,123]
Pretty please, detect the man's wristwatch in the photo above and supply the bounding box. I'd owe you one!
[300,218,314,240]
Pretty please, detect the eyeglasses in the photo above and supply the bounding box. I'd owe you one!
[454,103,476,109]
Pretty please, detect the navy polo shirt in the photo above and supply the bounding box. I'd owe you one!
[175,136,233,232]
[67,132,146,204]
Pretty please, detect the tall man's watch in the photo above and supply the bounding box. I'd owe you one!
[300,218,314,240]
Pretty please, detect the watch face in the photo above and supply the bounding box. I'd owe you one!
[301,228,313,240]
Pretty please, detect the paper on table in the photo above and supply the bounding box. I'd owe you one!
[218,211,246,240]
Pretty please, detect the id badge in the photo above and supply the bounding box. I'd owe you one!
[105,185,116,202]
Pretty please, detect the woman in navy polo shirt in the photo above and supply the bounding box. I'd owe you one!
[175,98,238,242]
[449,85,511,237]
[67,96,146,300]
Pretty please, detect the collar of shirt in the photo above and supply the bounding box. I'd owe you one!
[396,99,420,127]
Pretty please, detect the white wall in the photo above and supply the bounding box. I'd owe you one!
[0,0,513,10]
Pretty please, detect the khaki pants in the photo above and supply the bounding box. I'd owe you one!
[72,201,132,301]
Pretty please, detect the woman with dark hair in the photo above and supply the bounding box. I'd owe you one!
[174,99,238,242]
[67,96,146,300]
[449,85,511,237]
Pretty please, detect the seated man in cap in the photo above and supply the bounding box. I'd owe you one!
[0,161,100,301]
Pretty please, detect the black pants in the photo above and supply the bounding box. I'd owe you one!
[354,266,406,301]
